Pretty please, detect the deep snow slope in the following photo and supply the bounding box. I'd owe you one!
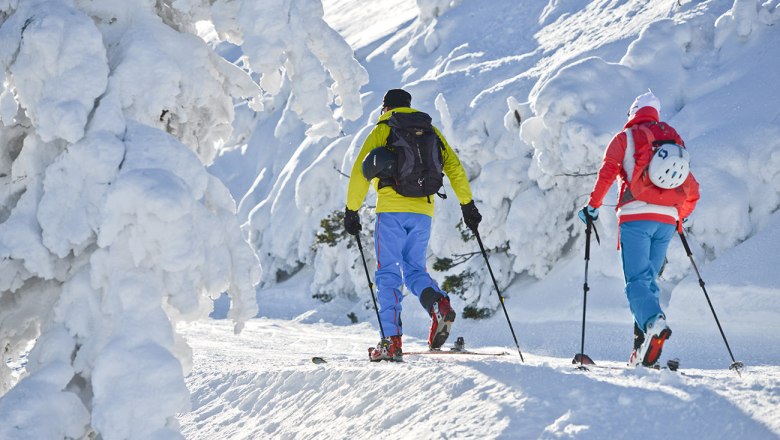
[179,318,780,439]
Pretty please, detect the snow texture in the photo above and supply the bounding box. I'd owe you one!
[234,0,780,318]
[1,0,779,438]
[0,0,366,438]
[210,0,780,435]
[177,311,780,439]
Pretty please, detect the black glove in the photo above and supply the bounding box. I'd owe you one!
[461,201,482,233]
[344,207,361,236]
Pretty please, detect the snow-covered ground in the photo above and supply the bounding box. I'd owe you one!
[180,253,780,438]
[178,317,780,439]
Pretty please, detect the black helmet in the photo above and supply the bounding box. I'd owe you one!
[362,147,396,181]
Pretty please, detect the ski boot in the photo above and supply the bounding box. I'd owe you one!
[636,314,672,367]
[369,336,403,362]
[428,296,456,350]
[627,322,645,367]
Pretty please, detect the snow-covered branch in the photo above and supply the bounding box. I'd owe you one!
[0,0,366,437]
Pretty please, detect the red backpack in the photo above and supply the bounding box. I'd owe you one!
[622,122,699,209]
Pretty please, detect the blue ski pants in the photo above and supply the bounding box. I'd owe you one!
[619,220,676,331]
[374,212,445,337]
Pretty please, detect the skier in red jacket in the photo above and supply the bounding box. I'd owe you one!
[579,90,699,367]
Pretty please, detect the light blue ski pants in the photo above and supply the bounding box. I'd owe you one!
[619,220,676,331]
[374,212,445,337]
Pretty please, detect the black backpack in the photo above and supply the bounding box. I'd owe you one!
[378,111,445,199]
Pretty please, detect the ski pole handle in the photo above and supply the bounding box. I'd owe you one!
[584,217,592,261]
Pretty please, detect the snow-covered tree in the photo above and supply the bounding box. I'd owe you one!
[240,0,780,321]
[0,0,366,438]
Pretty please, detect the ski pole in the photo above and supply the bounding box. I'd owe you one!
[356,234,385,340]
[474,229,525,362]
[574,208,598,369]
[678,230,743,375]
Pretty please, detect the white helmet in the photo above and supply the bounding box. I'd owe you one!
[648,143,690,189]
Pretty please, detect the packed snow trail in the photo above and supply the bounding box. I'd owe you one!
[179,318,780,439]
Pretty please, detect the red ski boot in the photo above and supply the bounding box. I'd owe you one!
[636,314,672,367]
[369,336,403,362]
[428,296,456,350]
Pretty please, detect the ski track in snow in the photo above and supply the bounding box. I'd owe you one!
[179,319,780,439]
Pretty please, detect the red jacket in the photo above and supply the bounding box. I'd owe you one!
[587,107,699,227]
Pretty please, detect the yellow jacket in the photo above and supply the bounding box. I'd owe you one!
[346,107,473,217]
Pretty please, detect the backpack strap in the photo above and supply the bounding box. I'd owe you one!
[374,120,395,190]
[619,128,638,208]
[636,122,679,148]
[634,124,657,147]
[624,122,678,176]
[622,128,636,179]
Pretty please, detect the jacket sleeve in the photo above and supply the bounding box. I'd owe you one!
[677,174,700,219]
[587,132,625,208]
[346,125,389,211]
[436,127,473,205]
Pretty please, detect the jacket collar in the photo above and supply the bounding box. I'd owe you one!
[378,106,418,122]
[624,106,659,129]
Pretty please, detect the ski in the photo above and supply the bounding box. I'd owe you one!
[575,358,684,374]
[395,337,508,357]
[309,337,510,363]
[404,349,510,357]
[309,351,508,364]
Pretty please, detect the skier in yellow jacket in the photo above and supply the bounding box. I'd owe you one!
[344,89,481,361]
